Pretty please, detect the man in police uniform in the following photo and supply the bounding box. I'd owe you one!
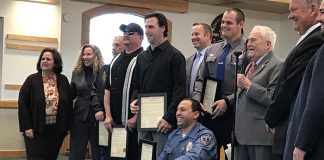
[159,99,217,160]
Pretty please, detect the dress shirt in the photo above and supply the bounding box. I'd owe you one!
[189,48,207,96]
[296,23,321,45]
[131,40,186,126]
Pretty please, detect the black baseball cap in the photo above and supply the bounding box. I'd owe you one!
[119,23,144,36]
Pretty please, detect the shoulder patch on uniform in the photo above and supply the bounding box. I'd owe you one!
[200,133,213,145]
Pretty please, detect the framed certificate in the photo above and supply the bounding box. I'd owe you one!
[138,139,157,160]
[98,121,109,146]
[138,93,167,131]
[108,125,127,159]
[200,76,221,114]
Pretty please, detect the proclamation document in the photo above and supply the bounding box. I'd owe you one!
[98,121,109,146]
[138,93,167,131]
[110,127,127,158]
[201,77,220,114]
[139,139,156,160]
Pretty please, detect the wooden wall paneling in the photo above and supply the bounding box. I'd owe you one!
[0,150,25,158]
[6,43,55,52]
[26,0,60,4]
[73,0,188,13]
[4,84,22,90]
[0,100,18,109]
[7,34,58,43]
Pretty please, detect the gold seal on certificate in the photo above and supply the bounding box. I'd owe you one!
[201,77,221,114]
[138,93,167,131]
[139,139,157,160]
[109,126,127,159]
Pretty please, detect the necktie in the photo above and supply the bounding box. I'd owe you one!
[189,52,202,96]
[246,62,256,79]
[216,44,231,82]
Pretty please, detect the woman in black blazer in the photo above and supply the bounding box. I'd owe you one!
[69,44,105,160]
[18,48,73,160]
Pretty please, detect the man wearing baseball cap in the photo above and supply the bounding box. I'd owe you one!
[104,22,144,159]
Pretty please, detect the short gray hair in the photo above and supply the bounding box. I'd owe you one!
[251,25,277,50]
[304,0,322,6]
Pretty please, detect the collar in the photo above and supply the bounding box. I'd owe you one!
[174,122,200,138]
[225,36,244,49]
[296,23,321,45]
[186,122,201,139]
[148,40,170,52]
[199,47,208,56]
[255,52,269,65]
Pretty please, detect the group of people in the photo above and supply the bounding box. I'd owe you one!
[17,0,324,159]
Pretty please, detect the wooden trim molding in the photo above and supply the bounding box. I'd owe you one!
[0,100,18,109]
[4,84,22,90]
[6,43,55,52]
[81,4,172,45]
[7,34,58,43]
[0,150,25,158]
[73,0,188,13]
[26,0,60,4]
[82,4,152,45]
[6,34,58,51]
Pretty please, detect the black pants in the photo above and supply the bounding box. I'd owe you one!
[127,129,139,160]
[69,119,101,160]
[24,132,66,160]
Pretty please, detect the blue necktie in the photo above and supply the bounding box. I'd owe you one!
[189,52,202,96]
[216,44,231,82]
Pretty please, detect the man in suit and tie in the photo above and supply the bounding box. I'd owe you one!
[192,8,247,160]
[186,23,212,97]
[264,0,323,159]
[285,1,324,159]
[234,25,283,160]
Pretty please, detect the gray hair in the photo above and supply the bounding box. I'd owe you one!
[251,25,277,50]
[304,0,322,6]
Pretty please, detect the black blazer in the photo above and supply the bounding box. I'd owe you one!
[18,72,73,133]
[70,68,105,122]
[265,27,323,154]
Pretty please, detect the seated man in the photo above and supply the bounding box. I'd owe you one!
[159,98,217,160]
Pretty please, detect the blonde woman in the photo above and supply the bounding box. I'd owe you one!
[69,44,106,160]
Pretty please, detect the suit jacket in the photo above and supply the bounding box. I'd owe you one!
[70,68,105,122]
[18,72,73,133]
[235,52,283,146]
[285,42,324,160]
[185,53,195,97]
[186,51,207,97]
[192,37,246,144]
[265,26,322,155]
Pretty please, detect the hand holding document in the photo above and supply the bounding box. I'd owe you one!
[201,77,220,114]
[138,93,167,131]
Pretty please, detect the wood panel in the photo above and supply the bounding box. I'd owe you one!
[0,150,25,158]
[6,43,55,52]
[26,0,60,4]
[73,0,188,13]
[7,34,58,43]
[0,100,18,109]
[4,84,22,90]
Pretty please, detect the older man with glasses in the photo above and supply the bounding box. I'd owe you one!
[103,22,144,159]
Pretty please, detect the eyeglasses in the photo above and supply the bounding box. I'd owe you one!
[123,31,135,36]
